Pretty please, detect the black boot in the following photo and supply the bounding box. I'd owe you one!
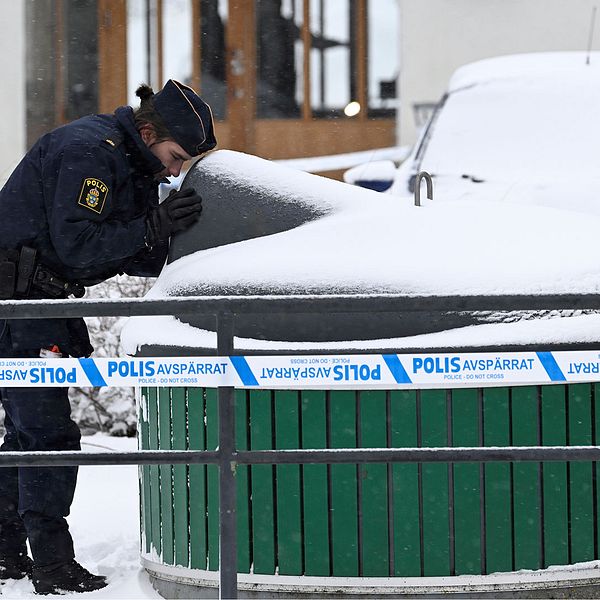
[0,495,30,580]
[32,560,107,595]
[0,553,33,580]
[22,511,75,566]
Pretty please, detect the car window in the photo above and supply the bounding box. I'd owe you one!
[419,78,600,181]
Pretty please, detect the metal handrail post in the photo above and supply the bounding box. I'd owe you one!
[216,311,237,600]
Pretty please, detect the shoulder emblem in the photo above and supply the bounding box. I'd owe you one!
[78,178,109,214]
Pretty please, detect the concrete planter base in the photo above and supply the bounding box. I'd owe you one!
[142,557,600,599]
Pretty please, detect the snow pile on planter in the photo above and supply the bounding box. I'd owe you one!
[121,150,600,352]
[161,150,600,297]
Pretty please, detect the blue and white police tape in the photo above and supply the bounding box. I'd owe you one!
[0,350,599,388]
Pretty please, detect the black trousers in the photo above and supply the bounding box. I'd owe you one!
[0,326,81,567]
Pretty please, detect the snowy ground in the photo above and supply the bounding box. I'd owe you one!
[2,434,160,599]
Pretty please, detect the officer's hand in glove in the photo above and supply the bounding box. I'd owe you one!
[64,318,94,358]
[145,188,203,248]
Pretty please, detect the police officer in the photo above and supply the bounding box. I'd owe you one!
[0,79,216,594]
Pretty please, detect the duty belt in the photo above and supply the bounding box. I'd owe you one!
[0,247,84,299]
[32,264,85,298]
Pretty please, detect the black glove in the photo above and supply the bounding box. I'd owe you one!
[145,188,203,248]
[64,318,94,358]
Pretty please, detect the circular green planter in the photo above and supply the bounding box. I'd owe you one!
[138,383,600,596]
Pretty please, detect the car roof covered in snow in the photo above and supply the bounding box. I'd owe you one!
[447,51,600,92]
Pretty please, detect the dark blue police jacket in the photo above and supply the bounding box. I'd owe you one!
[0,106,169,351]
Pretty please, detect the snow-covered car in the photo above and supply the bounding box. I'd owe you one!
[391,51,600,214]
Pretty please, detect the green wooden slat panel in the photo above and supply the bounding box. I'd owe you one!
[235,390,251,573]
[206,388,220,571]
[188,388,207,570]
[483,387,511,574]
[420,389,450,576]
[274,390,303,575]
[139,388,152,555]
[301,390,330,576]
[158,387,174,565]
[250,390,276,575]
[511,386,541,571]
[451,388,481,575]
[359,390,389,576]
[568,384,594,563]
[596,383,600,562]
[148,388,161,557]
[390,390,420,576]
[329,390,358,577]
[171,388,189,567]
[541,385,568,568]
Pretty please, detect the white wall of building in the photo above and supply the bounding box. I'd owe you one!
[399,0,600,144]
[0,0,26,186]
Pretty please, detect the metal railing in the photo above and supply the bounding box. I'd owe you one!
[1,293,600,599]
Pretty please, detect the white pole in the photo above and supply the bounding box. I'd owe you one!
[0,0,26,187]
[395,0,403,147]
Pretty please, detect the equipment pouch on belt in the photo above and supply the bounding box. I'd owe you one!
[0,249,20,299]
[0,247,38,299]
[16,246,37,295]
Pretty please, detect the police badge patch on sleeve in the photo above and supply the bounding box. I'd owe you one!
[77,178,108,214]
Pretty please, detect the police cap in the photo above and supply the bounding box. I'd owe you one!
[153,79,217,156]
